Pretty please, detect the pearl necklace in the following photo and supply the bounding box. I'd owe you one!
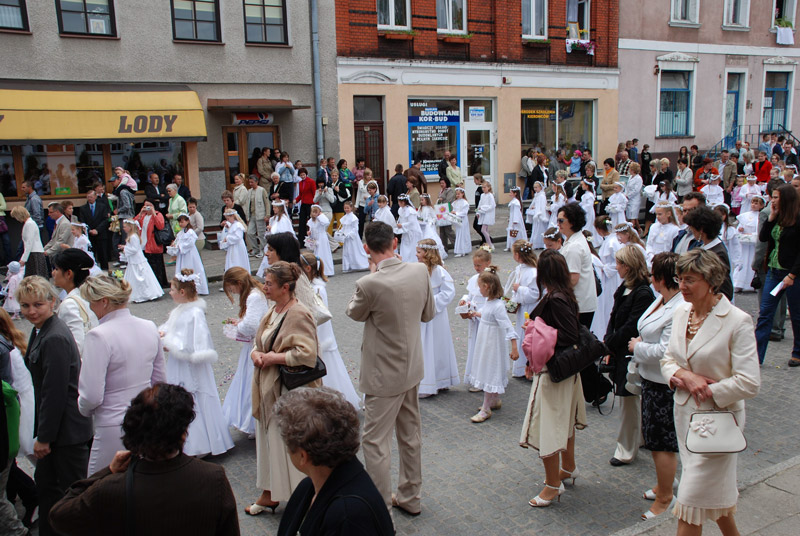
[687,296,721,337]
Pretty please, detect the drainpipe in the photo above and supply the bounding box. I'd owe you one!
[310,0,324,163]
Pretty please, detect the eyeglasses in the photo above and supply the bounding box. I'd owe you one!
[557,218,566,224]
[676,276,702,285]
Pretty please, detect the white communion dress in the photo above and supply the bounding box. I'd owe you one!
[339,212,369,273]
[173,228,208,295]
[464,298,516,394]
[506,198,528,250]
[256,214,296,278]
[123,234,163,303]
[310,214,335,277]
[452,198,472,256]
[397,205,423,263]
[419,265,460,396]
[504,264,540,378]
[219,221,250,271]
[161,299,233,456]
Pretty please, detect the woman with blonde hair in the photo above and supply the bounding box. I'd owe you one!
[78,274,166,474]
[221,266,270,436]
[11,206,47,278]
[246,261,320,516]
[603,245,653,467]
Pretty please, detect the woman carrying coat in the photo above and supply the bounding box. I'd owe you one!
[628,252,684,520]
[661,249,760,536]
[603,245,654,467]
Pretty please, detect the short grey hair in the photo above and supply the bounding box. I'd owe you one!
[273,386,360,468]
[676,249,727,293]
[165,183,178,192]
[271,172,280,180]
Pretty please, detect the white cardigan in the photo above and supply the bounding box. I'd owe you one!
[20,217,44,261]
[632,292,684,383]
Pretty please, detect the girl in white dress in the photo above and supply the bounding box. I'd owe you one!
[416,239,460,398]
[160,269,233,456]
[548,184,567,229]
[731,175,745,215]
[476,182,496,250]
[373,195,398,230]
[646,202,681,258]
[714,203,742,287]
[647,181,678,217]
[607,182,629,227]
[625,163,644,233]
[257,201,297,277]
[542,227,564,251]
[738,176,761,214]
[339,201,369,272]
[505,187,528,251]
[170,214,208,295]
[527,182,548,249]
[452,187,472,257]
[615,222,649,265]
[120,219,163,303]
[419,195,448,260]
[308,205,335,277]
[396,194,423,263]
[2,262,22,318]
[464,266,518,423]
[221,268,270,436]
[298,251,361,409]
[593,219,623,340]
[700,175,725,205]
[579,180,597,236]
[460,247,491,390]
[504,240,540,378]
[733,196,764,291]
[69,223,101,276]
[219,210,249,272]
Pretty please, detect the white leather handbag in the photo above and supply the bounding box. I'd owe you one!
[685,410,747,454]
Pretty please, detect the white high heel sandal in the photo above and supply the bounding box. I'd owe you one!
[528,483,565,508]
[643,478,679,500]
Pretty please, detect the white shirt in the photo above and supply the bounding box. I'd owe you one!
[561,231,597,313]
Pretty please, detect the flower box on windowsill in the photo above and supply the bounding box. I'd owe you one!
[522,38,551,47]
[438,33,472,44]
[565,39,596,55]
[378,30,415,41]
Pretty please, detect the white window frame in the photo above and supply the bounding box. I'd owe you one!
[566,0,590,39]
[669,0,700,28]
[655,54,699,138]
[720,68,748,140]
[722,0,750,31]
[377,0,411,30]
[760,64,796,133]
[436,0,467,34]
[771,0,797,29]
[522,0,548,40]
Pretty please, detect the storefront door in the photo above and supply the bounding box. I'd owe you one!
[462,100,495,203]
[222,126,280,185]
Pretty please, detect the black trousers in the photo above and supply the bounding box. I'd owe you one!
[145,252,169,288]
[472,213,482,242]
[578,311,613,403]
[297,203,311,242]
[89,234,109,270]
[356,206,367,237]
[35,442,89,536]
[5,459,37,507]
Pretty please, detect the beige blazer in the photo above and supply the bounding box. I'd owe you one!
[660,296,760,412]
[346,257,435,397]
[249,186,270,220]
[44,215,74,257]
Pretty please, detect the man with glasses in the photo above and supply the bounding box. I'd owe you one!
[671,192,707,254]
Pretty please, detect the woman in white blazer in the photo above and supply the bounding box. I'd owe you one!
[660,249,760,536]
[628,252,684,521]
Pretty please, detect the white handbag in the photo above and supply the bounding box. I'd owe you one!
[685,410,747,454]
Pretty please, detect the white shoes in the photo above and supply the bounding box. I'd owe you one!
[643,478,679,500]
[529,483,565,507]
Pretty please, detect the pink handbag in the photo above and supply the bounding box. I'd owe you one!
[521,316,558,374]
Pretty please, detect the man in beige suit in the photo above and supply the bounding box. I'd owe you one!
[44,202,74,260]
[346,222,435,516]
[247,175,270,258]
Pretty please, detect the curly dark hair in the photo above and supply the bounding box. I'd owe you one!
[558,203,586,232]
[122,383,195,460]
[682,206,722,241]
[273,387,360,468]
[265,232,301,265]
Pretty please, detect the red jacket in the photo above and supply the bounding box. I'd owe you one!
[693,166,718,189]
[753,160,772,184]
[134,210,165,254]
[295,176,316,205]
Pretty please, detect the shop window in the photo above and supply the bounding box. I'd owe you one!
[659,71,692,137]
[172,0,220,41]
[462,100,493,123]
[762,72,791,132]
[20,144,108,196]
[56,0,116,36]
[521,100,594,156]
[354,96,383,122]
[522,0,547,39]
[0,145,16,198]
[377,0,410,29]
[0,0,29,30]
[670,0,700,26]
[566,0,589,39]
[723,0,749,28]
[408,99,460,175]
[111,142,184,190]
[773,0,797,28]
[243,0,287,44]
[436,0,466,34]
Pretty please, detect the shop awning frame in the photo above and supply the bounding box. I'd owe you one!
[0,81,207,144]
[206,98,311,111]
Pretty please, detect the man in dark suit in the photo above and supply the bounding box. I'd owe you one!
[172,173,191,200]
[386,164,408,219]
[79,189,110,270]
[144,172,169,216]
[21,293,92,536]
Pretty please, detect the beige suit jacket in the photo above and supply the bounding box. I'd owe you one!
[45,215,74,257]
[660,296,760,412]
[249,186,269,220]
[346,257,435,397]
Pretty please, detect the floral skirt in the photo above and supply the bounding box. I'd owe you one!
[641,379,678,453]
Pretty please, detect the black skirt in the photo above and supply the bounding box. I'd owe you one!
[24,252,49,279]
[641,378,678,453]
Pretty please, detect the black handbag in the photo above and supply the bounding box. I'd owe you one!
[267,312,327,390]
[547,324,608,383]
[750,272,762,290]
[154,221,174,246]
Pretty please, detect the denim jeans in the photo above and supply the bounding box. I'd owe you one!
[755,268,800,364]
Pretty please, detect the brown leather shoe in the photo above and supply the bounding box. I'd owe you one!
[788,358,800,367]
[391,494,421,516]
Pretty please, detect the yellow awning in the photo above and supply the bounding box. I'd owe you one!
[0,87,207,143]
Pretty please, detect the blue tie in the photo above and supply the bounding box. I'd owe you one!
[688,238,702,250]
[90,203,95,216]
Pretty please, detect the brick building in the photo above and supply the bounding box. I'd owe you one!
[336,0,620,202]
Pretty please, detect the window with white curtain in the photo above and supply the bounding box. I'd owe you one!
[723,0,750,28]
[670,0,700,25]
[522,0,547,39]
[437,0,466,33]
[377,0,410,29]
[566,0,590,37]
[0,0,27,30]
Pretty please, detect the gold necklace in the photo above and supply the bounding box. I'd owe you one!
[687,296,721,336]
